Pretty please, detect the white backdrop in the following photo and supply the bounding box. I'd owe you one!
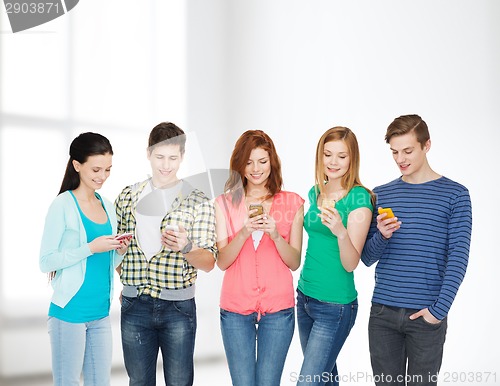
[1,1,499,384]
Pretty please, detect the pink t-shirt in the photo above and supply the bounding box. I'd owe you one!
[216,191,304,316]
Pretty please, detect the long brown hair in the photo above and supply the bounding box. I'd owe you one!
[52,132,113,281]
[315,126,374,203]
[225,130,283,205]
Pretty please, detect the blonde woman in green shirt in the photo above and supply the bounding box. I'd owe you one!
[296,127,374,386]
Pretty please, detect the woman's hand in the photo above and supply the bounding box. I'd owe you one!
[89,236,122,253]
[259,213,279,240]
[240,211,265,239]
[318,206,347,239]
[116,236,131,255]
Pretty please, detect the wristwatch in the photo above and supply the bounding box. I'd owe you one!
[181,238,193,254]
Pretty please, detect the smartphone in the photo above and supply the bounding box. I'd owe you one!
[165,224,179,232]
[322,198,336,209]
[249,204,264,218]
[115,232,133,240]
[378,207,395,219]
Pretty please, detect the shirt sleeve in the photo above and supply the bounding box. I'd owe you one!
[39,196,92,273]
[114,186,132,235]
[429,188,472,320]
[192,197,218,260]
[360,188,388,267]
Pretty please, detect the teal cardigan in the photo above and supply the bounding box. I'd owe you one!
[39,190,123,308]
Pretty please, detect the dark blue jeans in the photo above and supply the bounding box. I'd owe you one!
[121,295,197,386]
[368,303,448,386]
[296,290,358,386]
[220,307,295,386]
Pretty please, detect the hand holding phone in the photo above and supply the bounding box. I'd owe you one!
[249,204,264,218]
[377,207,400,239]
[115,232,133,241]
[378,207,395,219]
[322,198,336,209]
[165,224,179,232]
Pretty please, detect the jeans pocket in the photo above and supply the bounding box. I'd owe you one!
[418,315,445,328]
[121,295,136,313]
[173,298,196,318]
[370,303,385,317]
[281,307,295,318]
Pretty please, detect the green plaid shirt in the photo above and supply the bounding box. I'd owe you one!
[115,179,217,298]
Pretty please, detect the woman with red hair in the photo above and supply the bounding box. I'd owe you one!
[215,130,304,386]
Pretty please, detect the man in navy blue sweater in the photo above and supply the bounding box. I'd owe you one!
[361,114,472,386]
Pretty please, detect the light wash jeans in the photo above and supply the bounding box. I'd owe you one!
[220,307,295,386]
[296,290,358,386]
[47,316,112,386]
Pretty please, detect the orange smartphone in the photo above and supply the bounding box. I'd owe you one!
[378,207,395,219]
[249,204,264,218]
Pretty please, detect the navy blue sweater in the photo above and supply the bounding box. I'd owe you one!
[361,176,472,320]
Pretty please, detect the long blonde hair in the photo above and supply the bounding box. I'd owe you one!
[314,126,374,203]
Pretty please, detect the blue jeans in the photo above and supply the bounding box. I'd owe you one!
[47,316,112,386]
[368,303,448,386]
[121,295,197,386]
[296,290,358,386]
[220,307,295,386]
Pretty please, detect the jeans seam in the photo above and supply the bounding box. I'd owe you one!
[86,322,97,385]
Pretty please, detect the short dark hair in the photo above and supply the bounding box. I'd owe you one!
[148,122,186,154]
[385,114,430,148]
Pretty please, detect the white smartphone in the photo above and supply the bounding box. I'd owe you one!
[165,224,179,232]
[114,232,133,240]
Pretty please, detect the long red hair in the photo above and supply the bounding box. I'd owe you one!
[225,130,283,205]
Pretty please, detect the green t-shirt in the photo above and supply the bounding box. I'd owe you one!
[298,185,373,303]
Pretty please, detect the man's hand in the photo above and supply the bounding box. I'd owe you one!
[409,308,441,324]
[161,225,190,252]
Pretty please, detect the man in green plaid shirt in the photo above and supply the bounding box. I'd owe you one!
[115,122,217,386]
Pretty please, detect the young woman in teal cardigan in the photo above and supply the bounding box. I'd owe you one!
[39,132,129,386]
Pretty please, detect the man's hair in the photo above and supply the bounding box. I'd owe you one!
[148,122,186,154]
[385,114,430,148]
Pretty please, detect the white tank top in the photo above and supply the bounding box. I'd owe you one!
[135,181,183,261]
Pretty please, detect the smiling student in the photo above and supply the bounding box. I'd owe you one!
[296,126,373,386]
[39,132,128,386]
[215,130,304,386]
[115,122,217,386]
[361,114,472,386]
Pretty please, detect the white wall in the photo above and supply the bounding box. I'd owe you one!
[1,0,499,384]
[199,1,500,384]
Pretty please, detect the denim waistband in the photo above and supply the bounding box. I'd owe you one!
[122,285,195,301]
[373,302,420,313]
